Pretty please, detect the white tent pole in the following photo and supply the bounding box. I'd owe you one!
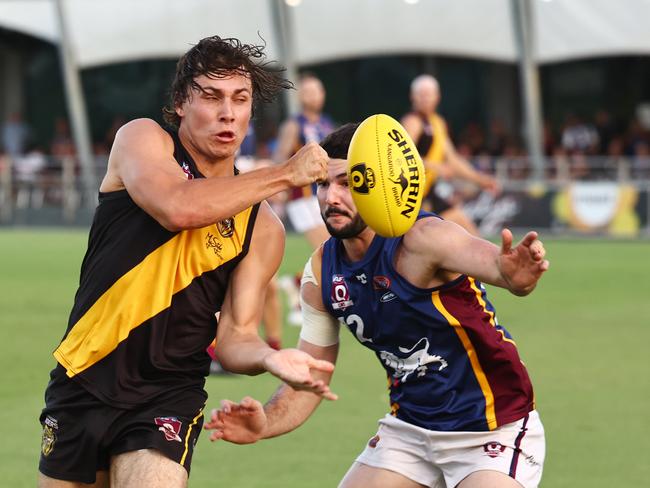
[54,0,96,209]
[511,0,545,181]
[271,0,300,116]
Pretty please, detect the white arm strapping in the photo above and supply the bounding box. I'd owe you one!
[298,257,340,347]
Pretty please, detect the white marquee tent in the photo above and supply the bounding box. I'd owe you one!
[1,0,649,193]
[2,0,649,68]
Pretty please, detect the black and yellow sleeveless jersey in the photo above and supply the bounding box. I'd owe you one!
[52,130,259,409]
[411,112,448,195]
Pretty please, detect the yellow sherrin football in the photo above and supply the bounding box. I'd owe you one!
[347,114,425,237]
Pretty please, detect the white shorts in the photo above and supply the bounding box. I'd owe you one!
[286,196,323,233]
[356,412,545,488]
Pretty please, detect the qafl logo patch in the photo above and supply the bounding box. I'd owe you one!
[155,417,183,442]
[218,218,235,238]
[41,416,58,457]
[331,274,354,311]
[483,441,506,458]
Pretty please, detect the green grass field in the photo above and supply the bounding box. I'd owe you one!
[0,229,648,487]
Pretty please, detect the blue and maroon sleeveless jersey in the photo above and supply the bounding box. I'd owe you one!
[320,214,535,432]
[289,113,335,201]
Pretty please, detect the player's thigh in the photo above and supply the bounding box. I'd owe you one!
[110,449,187,488]
[457,469,524,488]
[339,462,428,488]
[38,471,108,488]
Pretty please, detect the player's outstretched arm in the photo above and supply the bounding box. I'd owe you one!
[496,228,549,296]
[216,204,335,397]
[206,251,340,444]
[444,135,500,194]
[105,119,327,231]
[404,217,549,296]
[205,338,339,444]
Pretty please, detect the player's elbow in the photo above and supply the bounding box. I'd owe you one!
[155,209,192,232]
[509,285,535,297]
[155,191,208,231]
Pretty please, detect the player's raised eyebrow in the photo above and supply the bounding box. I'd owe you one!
[335,172,347,182]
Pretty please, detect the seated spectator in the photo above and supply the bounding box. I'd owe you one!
[603,137,630,180]
[14,142,47,209]
[561,114,599,155]
[631,141,650,180]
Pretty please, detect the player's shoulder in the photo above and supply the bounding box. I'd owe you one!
[308,243,326,283]
[402,215,447,252]
[111,118,173,156]
[115,118,167,139]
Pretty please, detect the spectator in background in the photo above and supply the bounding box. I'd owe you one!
[104,115,127,152]
[561,114,599,155]
[631,141,650,179]
[594,110,615,155]
[543,120,558,156]
[273,72,334,249]
[402,75,499,236]
[50,117,76,159]
[604,137,630,180]
[486,119,509,157]
[274,73,335,326]
[14,141,47,209]
[458,121,486,155]
[1,111,30,159]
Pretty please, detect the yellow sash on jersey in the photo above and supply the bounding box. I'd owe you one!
[54,206,255,377]
[423,114,448,195]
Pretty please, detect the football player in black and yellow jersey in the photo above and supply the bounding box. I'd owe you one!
[38,36,335,488]
[402,75,500,236]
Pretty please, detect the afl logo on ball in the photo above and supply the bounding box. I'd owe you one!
[350,163,375,195]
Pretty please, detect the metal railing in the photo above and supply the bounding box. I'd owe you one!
[1,154,649,235]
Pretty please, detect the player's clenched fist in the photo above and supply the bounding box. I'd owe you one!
[286,142,329,187]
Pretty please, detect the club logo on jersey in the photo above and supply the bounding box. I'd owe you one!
[372,276,391,290]
[155,417,183,442]
[483,441,506,458]
[355,273,367,284]
[218,217,235,238]
[379,337,448,382]
[206,232,223,257]
[368,435,380,448]
[181,162,194,180]
[331,275,354,310]
[41,416,58,457]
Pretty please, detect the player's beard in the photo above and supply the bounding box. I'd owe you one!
[322,208,367,239]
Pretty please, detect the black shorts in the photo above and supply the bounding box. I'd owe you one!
[38,365,206,484]
[424,184,453,214]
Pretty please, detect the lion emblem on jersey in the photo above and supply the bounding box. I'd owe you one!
[379,337,448,382]
[218,217,235,238]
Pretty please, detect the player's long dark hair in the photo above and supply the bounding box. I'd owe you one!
[320,123,360,159]
[163,35,292,128]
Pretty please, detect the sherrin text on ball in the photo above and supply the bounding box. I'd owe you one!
[347,114,425,237]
